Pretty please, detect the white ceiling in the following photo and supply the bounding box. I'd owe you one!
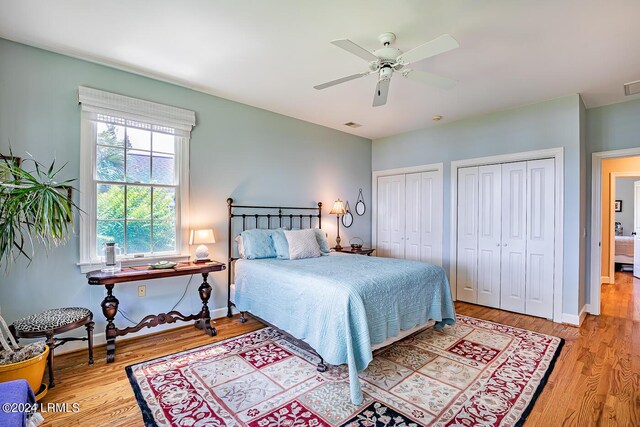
[1,0,640,139]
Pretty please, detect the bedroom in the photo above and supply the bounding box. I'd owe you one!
[0,1,639,426]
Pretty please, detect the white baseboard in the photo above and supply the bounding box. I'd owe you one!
[579,305,588,324]
[45,306,235,356]
[562,305,588,326]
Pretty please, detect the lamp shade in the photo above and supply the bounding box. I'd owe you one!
[189,229,216,245]
[329,199,347,215]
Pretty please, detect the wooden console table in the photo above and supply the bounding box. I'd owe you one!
[86,261,226,363]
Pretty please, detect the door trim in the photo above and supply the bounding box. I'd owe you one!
[591,146,640,316]
[450,148,564,323]
[372,163,444,263]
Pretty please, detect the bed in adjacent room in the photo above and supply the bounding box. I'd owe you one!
[615,235,634,270]
[225,199,456,405]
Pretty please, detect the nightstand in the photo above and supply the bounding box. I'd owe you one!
[332,247,375,256]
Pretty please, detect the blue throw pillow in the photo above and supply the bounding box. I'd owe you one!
[271,230,290,259]
[240,229,277,259]
[314,229,331,255]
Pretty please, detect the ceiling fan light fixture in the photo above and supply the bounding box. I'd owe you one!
[432,115,443,121]
[379,67,393,80]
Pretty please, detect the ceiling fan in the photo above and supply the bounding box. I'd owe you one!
[314,32,459,107]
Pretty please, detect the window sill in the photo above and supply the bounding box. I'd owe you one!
[77,254,191,274]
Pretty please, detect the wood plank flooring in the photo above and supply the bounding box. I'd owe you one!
[39,272,640,426]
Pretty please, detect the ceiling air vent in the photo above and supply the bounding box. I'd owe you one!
[624,80,640,96]
[344,121,362,128]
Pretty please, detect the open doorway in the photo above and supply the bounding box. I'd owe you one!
[592,152,640,317]
[611,176,639,275]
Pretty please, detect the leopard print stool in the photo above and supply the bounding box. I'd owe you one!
[11,307,94,388]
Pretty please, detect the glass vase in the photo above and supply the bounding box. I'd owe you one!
[101,242,122,273]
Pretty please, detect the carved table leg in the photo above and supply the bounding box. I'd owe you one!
[45,332,55,388]
[195,273,217,337]
[101,284,119,363]
[86,319,95,365]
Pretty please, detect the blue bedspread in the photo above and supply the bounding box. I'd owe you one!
[233,253,456,404]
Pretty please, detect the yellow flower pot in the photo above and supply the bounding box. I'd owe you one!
[0,345,49,397]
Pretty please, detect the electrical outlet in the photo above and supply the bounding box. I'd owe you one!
[137,285,146,297]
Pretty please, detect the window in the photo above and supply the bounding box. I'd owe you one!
[78,87,195,271]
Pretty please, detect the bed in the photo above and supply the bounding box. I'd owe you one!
[615,235,634,270]
[225,199,456,405]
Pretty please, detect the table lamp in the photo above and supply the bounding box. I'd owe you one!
[190,228,215,263]
[329,199,347,250]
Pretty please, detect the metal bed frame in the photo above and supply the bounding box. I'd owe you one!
[225,198,328,371]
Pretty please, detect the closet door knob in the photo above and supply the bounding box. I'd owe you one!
[496,243,500,247]
[503,243,508,247]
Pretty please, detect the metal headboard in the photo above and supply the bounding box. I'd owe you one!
[225,198,322,317]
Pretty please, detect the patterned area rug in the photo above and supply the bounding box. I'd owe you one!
[126,315,563,426]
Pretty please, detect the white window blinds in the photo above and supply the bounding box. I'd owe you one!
[78,86,196,137]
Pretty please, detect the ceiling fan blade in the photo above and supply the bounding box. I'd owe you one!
[331,39,379,62]
[373,79,390,107]
[397,34,459,65]
[402,69,458,89]
[314,71,371,90]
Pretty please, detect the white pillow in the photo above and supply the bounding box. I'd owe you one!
[234,235,245,258]
[284,229,322,260]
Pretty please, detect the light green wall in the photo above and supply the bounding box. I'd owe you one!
[373,95,583,316]
[586,99,640,153]
[0,38,372,339]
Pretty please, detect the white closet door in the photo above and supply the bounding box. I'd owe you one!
[500,161,527,314]
[376,176,392,257]
[457,167,479,303]
[420,171,443,265]
[477,164,502,308]
[525,159,555,318]
[405,173,422,261]
[377,174,405,258]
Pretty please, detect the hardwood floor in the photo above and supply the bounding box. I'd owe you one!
[40,275,640,426]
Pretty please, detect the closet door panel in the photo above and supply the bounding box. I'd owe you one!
[525,159,555,318]
[377,174,405,258]
[405,173,421,261]
[457,167,479,303]
[389,175,406,259]
[420,171,443,265]
[500,162,527,314]
[376,176,393,258]
[477,164,502,308]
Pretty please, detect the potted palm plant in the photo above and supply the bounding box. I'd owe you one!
[0,153,79,397]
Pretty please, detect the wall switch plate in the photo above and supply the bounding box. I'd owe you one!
[138,285,146,297]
